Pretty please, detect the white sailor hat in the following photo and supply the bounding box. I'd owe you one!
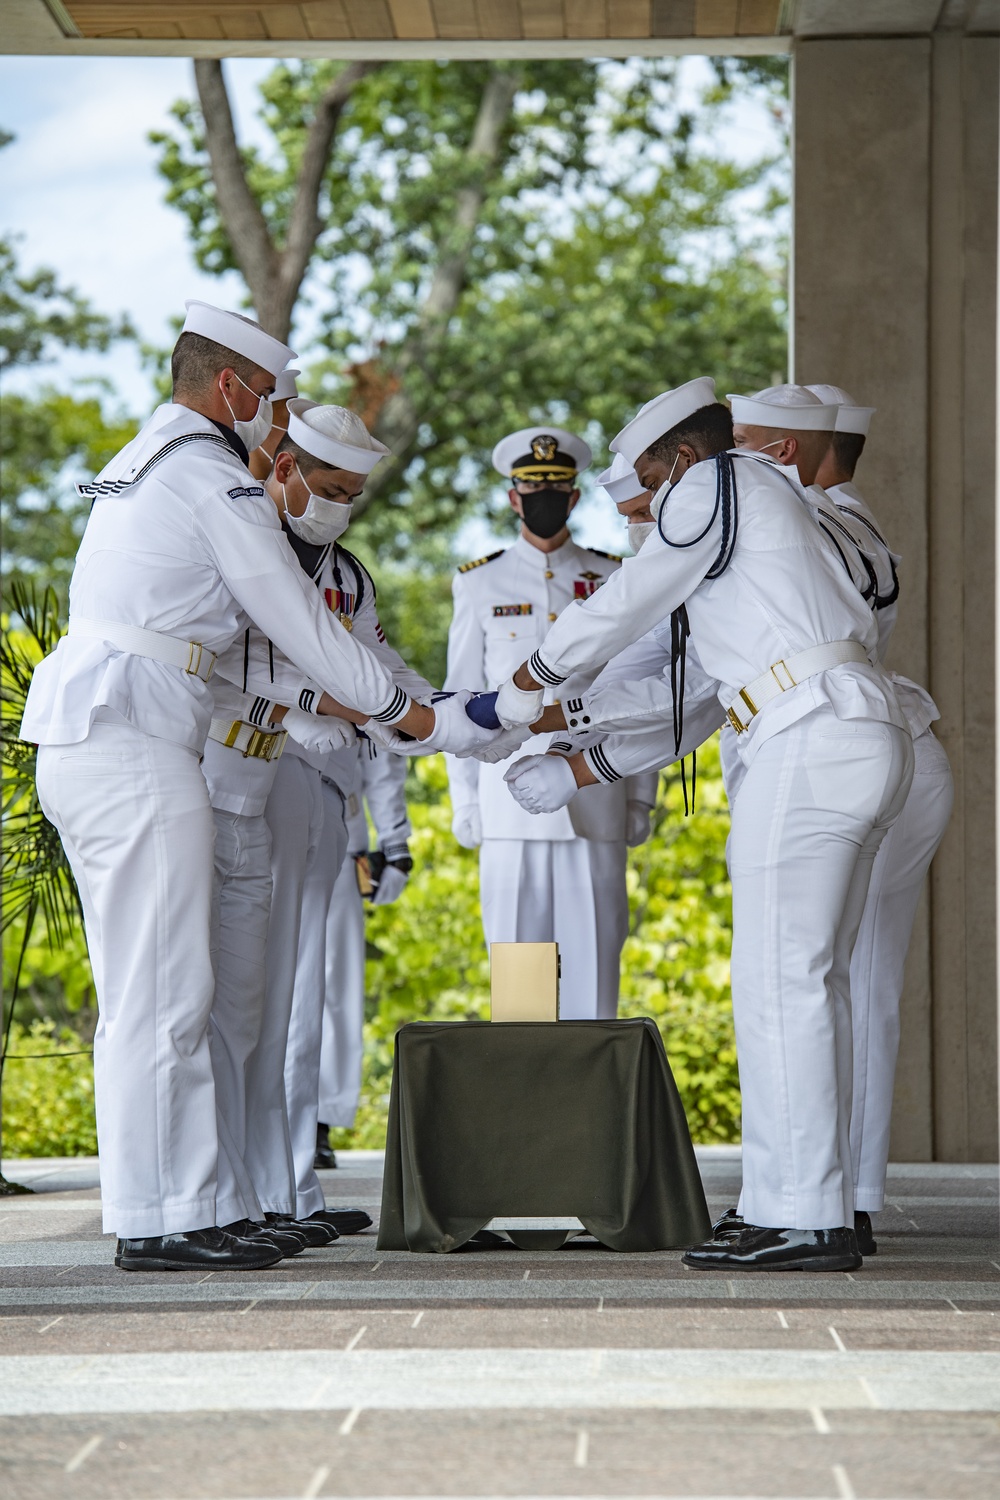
[598,451,647,504]
[492,426,591,482]
[287,398,390,476]
[181,300,295,378]
[272,366,301,402]
[804,383,876,436]
[609,377,718,465]
[727,383,838,431]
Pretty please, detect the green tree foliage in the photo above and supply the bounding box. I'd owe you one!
[151,59,787,559]
[0,231,137,594]
[1,1023,97,1158]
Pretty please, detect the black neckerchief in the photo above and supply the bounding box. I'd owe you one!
[282,520,328,580]
[207,416,249,467]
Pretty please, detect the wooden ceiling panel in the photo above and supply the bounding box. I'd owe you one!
[62,0,781,38]
[695,0,739,37]
[607,1,653,38]
[567,1,608,40]
[476,0,522,38]
[389,0,436,37]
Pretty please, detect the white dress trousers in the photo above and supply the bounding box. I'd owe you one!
[244,751,325,1216]
[728,707,913,1231]
[317,803,367,1129]
[207,807,275,1224]
[35,717,253,1237]
[850,728,953,1210]
[282,774,350,1215]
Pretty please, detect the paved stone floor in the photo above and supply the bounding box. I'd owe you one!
[1,1147,997,1500]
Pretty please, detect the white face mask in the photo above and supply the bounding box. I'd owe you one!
[220,372,273,452]
[627,521,657,554]
[282,465,354,545]
[650,452,681,519]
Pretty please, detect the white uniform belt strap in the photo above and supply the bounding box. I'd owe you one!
[207,717,287,761]
[724,640,868,734]
[68,618,218,683]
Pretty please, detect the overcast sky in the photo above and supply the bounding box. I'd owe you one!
[0,54,783,554]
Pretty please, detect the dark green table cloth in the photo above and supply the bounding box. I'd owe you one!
[377,1018,711,1253]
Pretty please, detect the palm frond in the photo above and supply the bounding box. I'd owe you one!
[1,578,81,947]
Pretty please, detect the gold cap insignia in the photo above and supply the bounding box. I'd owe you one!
[531,434,558,463]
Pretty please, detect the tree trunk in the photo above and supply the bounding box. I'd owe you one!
[358,66,520,514]
[194,58,380,343]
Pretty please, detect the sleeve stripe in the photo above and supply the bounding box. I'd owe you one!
[299,688,316,713]
[587,742,622,784]
[528,650,566,687]
[372,687,410,724]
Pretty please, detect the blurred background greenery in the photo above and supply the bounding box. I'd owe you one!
[2,54,787,1158]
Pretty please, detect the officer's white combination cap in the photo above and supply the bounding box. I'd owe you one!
[598,451,646,504]
[181,300,295,377]
[804,383,876,436]
[610,377,718,465]
[728,384,838,431]
[492,426,592,480]
[272,366,301,402]
[287,398,389,475]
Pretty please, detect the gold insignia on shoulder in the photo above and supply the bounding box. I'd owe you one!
[531,434,558,463]
[579,570,601,580]
[587,548,621,562]
[458,549,504,574]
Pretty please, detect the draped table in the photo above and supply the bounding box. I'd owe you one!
[377,1018,711,1253]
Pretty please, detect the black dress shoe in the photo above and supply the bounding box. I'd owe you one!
[683,1224,862,1273]
[306,1207,371,1235]
[117,1227,282,1272]
[223,1218,305,1257]
[265,1212,337,1247]
[314,1122,337,1170]
[711,1207,745,1240]
[854,1211,877,1256]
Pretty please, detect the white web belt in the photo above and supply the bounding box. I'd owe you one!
[723,639,869,734]
[68,618,218,683]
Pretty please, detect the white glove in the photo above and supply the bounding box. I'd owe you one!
[468,722,533,764]
[451,804,482,849]
[372,862,409,906]
[626,800,655,848]
[495,674,545,729]
[363,719,420,754]
[503,752,578,815]
[283,707,356,754]
[421,691,508,758]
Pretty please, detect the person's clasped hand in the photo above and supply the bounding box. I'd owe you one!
[282,707,356,753]
[504,752,578,814]
[494,674,544,729]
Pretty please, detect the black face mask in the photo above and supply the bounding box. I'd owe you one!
[519,488,572,540]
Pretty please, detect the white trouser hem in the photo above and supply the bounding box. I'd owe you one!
[257,1194,297,1217]
[216,1189,256,1228]
[105,1194,219,1239]
[295,1183,326,1217]
[740,1190,851,1232]
[853,1189,886,1213]
[319,1106,358,1129]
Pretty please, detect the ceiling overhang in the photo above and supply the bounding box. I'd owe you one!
[3,0,997,57]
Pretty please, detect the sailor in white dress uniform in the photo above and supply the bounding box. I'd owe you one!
[501,379,913,1271]
[19,304,436,1268]
[444,427,657,1020]
[316,740,412,1161]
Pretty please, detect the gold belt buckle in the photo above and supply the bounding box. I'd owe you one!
[185,641,216,681]
[726,687,758,736]
[244,727,285,762]
[769,658,796,692]
[726,704,747,734]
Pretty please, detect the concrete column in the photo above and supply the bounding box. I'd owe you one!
[792,35,999,1161]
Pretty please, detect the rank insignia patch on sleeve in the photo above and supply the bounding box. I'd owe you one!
[492,603,533,617]
[227,485,266,499]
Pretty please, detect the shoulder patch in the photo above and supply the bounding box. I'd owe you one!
[227,484,265,500]
[458,549,504,574]
[585,548,621,563]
